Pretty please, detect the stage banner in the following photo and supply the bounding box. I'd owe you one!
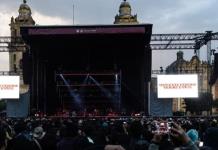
[157,74,198,98]
[0,76,20,99]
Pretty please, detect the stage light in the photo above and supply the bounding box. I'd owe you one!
[89,75,113,99]
[59,74,82,108]
[115,74,118,80]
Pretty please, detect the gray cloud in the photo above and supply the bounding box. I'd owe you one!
[0,0,218,70]
[1,0,218,31]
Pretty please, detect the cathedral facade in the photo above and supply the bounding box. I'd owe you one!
[166,51,212,113]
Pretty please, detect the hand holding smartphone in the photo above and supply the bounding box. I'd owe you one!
[152,121,170,134]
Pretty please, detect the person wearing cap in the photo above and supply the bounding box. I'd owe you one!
[32,126,46,150]
[33,126,46,140]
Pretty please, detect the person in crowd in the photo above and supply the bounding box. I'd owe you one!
[149,122,199,150]
[203,127,218,150]
[32,126,49,150]
[0,125,7,150]
[1,115,218,150]
[56,121,78,150]
[6,120,41,150]
[128,120,149,150]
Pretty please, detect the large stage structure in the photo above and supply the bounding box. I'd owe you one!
[19,24,152,114]
[2,30,218,115]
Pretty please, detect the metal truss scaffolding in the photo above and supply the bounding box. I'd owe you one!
[1,32,218,52]
[0,36,26,52]
[55,72,122,112]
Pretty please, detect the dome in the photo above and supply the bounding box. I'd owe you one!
[18,0,32,16]
[177,51,184,60]
[19,0,30,10]
[120,0,131,8]
[14,0,35,25]
[190,55,200,65]
[114,0,138,24]
[119,0,131,16]
[166,51,187,73]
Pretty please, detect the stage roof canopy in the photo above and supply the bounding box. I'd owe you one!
[21,24,152,44]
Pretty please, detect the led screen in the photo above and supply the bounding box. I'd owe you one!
[0,76,20,99]
[157,74,198,98]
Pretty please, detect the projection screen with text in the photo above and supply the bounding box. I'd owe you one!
[0,76,20,99]
[157,74,198,98]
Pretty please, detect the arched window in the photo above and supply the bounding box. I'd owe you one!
[13,54,16,62]
[14,64,17,72]
[19,59,23,69]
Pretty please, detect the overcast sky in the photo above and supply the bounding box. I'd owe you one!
[0,0,218,71]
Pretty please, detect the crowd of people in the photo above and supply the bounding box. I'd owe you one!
[0,116,218,150]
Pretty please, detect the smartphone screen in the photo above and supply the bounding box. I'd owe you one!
[153,122,169,134]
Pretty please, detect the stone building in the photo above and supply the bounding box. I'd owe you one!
[9,0,35,93]
[210,53,218,114]
[166,51,211,113]
[6,0,35,117]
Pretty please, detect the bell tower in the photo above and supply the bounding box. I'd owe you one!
[114,0,138,24]
[9,0,35,93]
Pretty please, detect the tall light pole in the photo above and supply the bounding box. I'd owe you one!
[73,0,75,25]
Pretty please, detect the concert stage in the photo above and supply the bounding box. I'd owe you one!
[20,24,152,115]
